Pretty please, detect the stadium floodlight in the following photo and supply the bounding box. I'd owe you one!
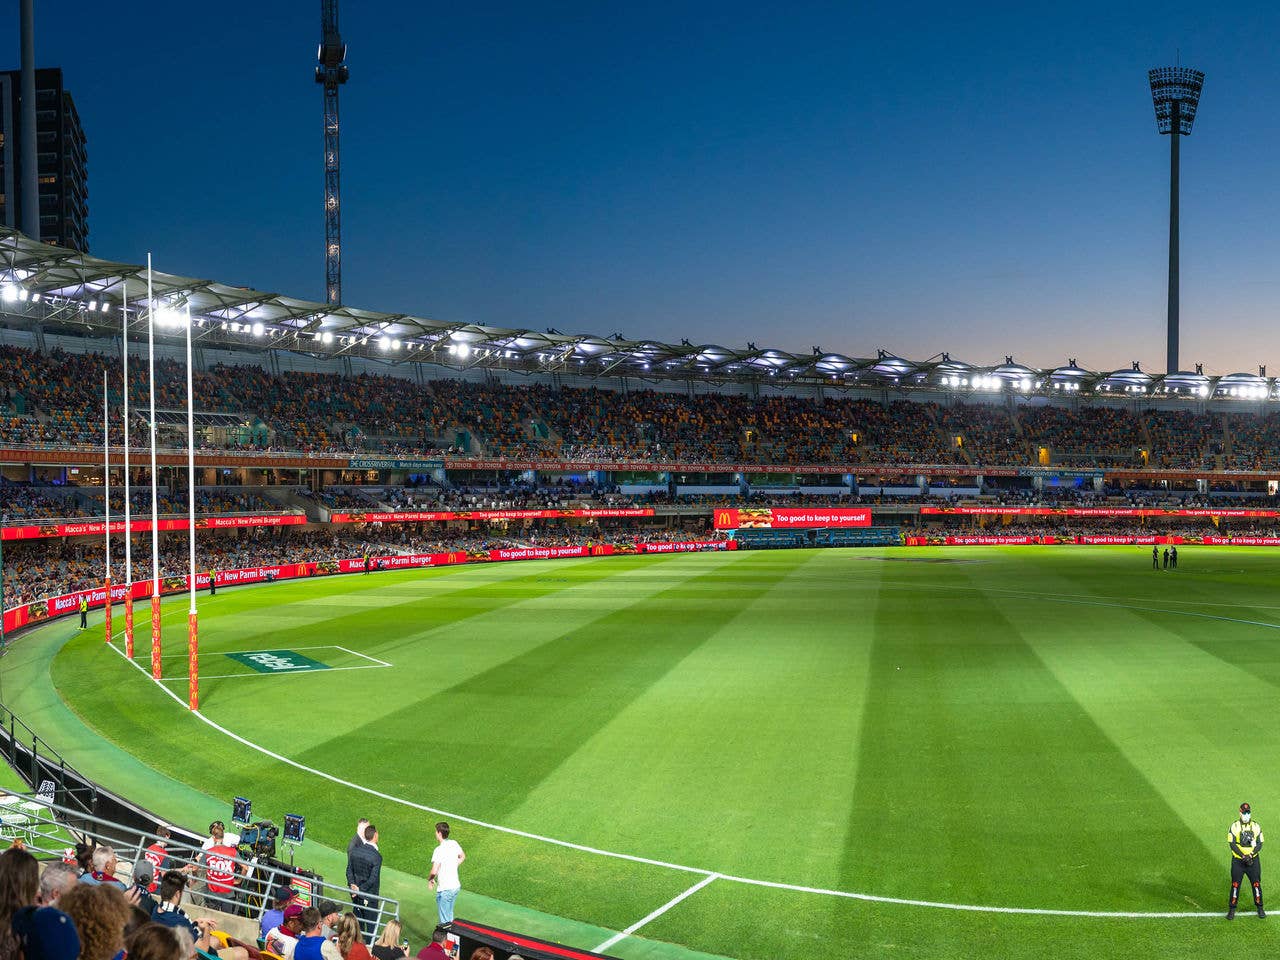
[1149,66,1205,375]
[155,305,182,327]
[1,284,17,302]
[321,331,334,345]
[251,322,265,337]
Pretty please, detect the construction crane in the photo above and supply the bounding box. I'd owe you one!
[316,0,349,306]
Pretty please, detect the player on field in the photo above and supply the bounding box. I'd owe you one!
[1228,802,1265,919]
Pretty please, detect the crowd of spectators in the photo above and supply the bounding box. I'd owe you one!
[936,403,1024,465]
[85,489,282,517]
[0,519,728,607]
[1225,413,1280,470]
[14,345,1280,472]
[0,483,89,519]
[1144,410,1222,469]
[1016,405,1145,459]
[0,838,489,960]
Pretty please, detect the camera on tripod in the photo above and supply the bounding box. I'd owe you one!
[239,820,280,859]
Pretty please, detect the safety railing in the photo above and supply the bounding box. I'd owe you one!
[0,704,98,815]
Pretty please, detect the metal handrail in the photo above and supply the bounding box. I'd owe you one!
[0,705,97,815]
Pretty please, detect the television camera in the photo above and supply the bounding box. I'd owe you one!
[237,820,280,859]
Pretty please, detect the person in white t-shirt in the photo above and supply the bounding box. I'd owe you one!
[426,821,465,926]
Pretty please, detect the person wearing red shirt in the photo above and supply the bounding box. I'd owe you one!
[143,826,178,894]
[203,840,244,908]
[415,927,452,960]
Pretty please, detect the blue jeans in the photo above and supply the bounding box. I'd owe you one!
[436,886,459,924]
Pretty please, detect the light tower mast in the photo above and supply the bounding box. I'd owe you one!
[316,0,349,306]
[1148,66,1205,375]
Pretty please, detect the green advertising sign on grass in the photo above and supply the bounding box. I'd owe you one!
[225,650,329,673]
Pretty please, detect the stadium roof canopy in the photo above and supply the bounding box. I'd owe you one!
[1,227,1275,401]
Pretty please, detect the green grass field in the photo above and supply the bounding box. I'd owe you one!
[9,546,1280,958]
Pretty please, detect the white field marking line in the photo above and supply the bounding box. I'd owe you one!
[156,664,390,682]
[148,645,384,658]
[332,645,392,667]
[109,640,394,670]
[593,873,720,953]
[98,639,1223,920]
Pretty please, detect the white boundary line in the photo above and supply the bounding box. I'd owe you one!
[157,665,390,682]
[97,637,1228,921]
[593,873,720,953]
[333,645,392,667]
[107,641,394,682]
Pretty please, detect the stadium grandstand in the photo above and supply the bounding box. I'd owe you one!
[3,224,1280,616]
[7,227,1280,960]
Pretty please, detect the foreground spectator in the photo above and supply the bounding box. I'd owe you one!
[0,848,38,960]
[291,907,342,960]
[265,903,305,959]
[129,862,159,917]
[317,900,341,939]
[80,846,127,890]
[415,928,449,960]
[370,920,408,960]
[58,884,131,960]
[149,871,247,960]
[336,913,371,960]
[72,843,94,877]
[10,905,79,960]
[260,885,295,941]
[35,862,78,907]
[125,924,184,960]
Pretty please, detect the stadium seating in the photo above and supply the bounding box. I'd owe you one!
[4,343,1280,474]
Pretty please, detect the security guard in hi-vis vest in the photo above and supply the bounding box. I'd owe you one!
[1228,802,1265,919]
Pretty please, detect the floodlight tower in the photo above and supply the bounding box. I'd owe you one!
[1149,66,1205,375]
[316,0,349,306]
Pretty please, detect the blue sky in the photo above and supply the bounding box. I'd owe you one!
[27,1,1280,372]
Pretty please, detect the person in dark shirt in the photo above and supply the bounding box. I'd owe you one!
[346,825,382,940]
[370,920,409,960]
[151,870,248,960]
[345,820,369,885]
[129,861,159,917]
